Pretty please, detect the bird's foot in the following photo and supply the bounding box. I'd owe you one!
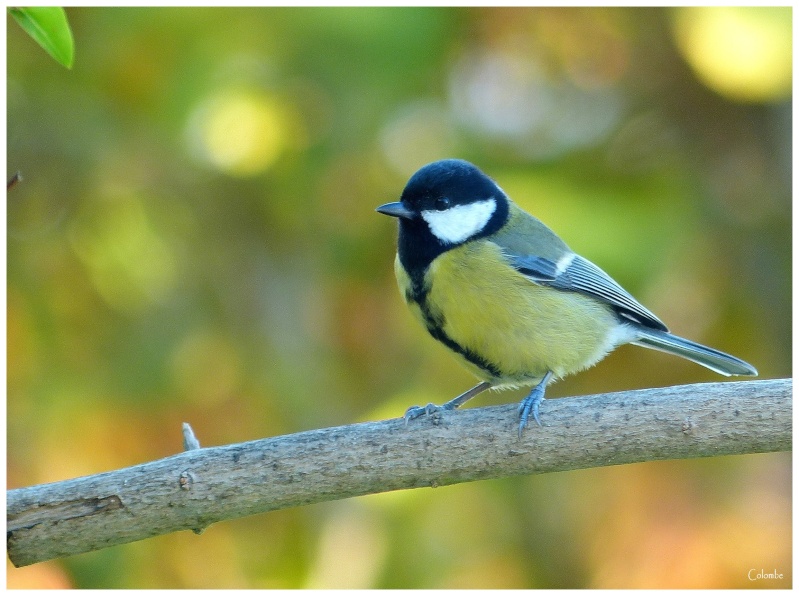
[517,386,546,437]
[403,383,492,427]
[404,402,452,425]
[517,371,554,437]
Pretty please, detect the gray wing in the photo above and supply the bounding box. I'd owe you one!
[507,252,668,332]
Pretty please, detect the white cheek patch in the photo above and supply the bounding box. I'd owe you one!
[421,199,497,244]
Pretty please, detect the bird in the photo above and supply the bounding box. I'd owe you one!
[376,159,757,436]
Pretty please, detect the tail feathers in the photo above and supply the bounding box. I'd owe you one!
[633,328,758,377]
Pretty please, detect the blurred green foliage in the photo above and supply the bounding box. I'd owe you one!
[7,7,790,589]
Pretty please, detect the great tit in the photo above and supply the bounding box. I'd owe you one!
[377,159,757,436]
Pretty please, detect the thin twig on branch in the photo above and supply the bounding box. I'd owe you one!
[7,171,22,191]
[7,378,791,567]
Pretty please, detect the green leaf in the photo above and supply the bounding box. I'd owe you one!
[9,7,74,69]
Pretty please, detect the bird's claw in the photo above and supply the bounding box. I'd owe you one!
[404,403,446,425]
[517,393,545,438]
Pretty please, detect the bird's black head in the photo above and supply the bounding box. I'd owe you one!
[377,159,510,273]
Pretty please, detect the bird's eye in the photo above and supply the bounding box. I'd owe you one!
[434,197,450,211]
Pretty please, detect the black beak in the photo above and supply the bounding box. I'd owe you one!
[376,201,415,220]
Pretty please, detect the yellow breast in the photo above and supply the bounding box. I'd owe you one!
[395,241,621,386]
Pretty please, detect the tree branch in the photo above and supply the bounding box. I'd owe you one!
[7,378,791,567]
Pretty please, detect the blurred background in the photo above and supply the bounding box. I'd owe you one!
[6,6,791,589]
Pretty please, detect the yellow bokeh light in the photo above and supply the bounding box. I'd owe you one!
[672,7,792,103]
[191,88,289,176]
[68,196,177,312]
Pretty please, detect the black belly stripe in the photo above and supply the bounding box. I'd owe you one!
[409,278,503,380]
